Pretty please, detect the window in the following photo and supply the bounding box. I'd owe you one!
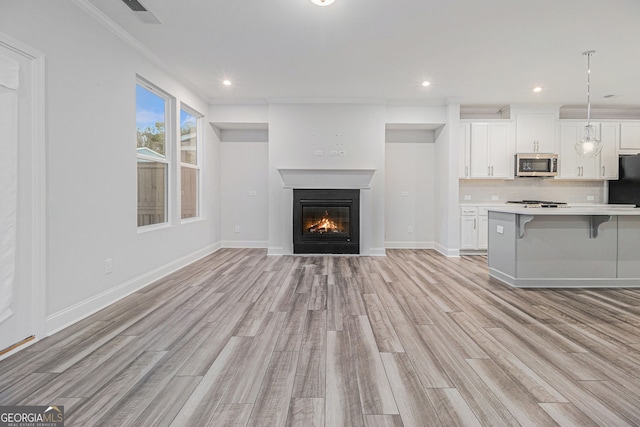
[180,106,201,220]
[136,82,169,227]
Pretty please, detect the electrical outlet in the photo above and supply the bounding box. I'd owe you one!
[105,259,113,274]
[339,150,346,156]
[497,225,504,234]
[330,150,338,156]
[249,190,257,196]
[587,195,595,201]
[401,191,409,197]
[464,195,472,201]
[314,150,324,156]
[234,226,240,233]
[492,195,499,201]
[408,226,414,233]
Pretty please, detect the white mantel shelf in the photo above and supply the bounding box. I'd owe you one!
[277,168,376,189]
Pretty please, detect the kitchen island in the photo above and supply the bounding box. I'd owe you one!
[487,206,640,288]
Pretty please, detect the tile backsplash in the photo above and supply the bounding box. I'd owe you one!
[459,179,607,204]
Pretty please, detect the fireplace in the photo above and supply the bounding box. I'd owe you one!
[293,189,360,254]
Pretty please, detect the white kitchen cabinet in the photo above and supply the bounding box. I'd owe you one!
[559,122,618,180]
[460,206,489,252]
[599,123,619,179]
[516,114,556,153]
[459,123,471,178]
[620,122,640,150]
[470,122,511,178]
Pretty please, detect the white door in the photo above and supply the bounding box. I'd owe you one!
[0,41,42,354]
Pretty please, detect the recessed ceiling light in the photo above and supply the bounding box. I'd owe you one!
[311,0,335,5]
[222,80,232,86]
[422,81,431,87]
[533,86,542,93]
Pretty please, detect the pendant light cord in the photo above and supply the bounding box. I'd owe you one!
[583,50,595,126]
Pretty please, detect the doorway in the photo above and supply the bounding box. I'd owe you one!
[0,34,46,357]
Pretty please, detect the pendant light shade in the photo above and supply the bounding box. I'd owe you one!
[575,50,603,158]
[311,0,335,5]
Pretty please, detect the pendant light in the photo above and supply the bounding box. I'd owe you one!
[574,50,603,158]
[311,0,335,5]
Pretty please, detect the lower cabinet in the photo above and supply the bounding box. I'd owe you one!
[460,206,488,252]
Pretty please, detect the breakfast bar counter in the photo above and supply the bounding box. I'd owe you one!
[487,206,640,288]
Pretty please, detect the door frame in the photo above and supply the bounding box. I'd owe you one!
[0,32,46,358]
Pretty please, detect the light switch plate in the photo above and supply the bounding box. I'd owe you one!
[497,225,504,234]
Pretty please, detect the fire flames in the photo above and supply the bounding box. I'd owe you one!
[307,211,343,234]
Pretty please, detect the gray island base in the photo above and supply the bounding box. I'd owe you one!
[487,207,640,288]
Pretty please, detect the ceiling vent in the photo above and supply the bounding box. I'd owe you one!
[121,0,162,24]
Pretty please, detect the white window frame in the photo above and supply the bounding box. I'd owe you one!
[179,103,203,223]
[136,77,176,231]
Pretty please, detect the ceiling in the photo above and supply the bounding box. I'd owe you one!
[87,0,640,107]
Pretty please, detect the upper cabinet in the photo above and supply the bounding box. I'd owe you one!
[558,122,619,180]
[469,122,512,179]
[620,122,640,151]
[600,123,619,179]
[459,123,471,179]
[516,114,557,153]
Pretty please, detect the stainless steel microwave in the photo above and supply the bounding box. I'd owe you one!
[516,153,558,177]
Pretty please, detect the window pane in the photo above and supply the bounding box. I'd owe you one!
[180,109,197,164]
[136,84,166,158]
[137,160,167,226]
[181,167,198,219]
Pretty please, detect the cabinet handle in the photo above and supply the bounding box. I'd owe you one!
[465,166,468,177]
[488,166,491,176]
[602,166,605,176]
[474,218,477,229]
[491,166,494,176]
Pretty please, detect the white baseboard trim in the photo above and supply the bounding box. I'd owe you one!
[45,243,220,336]
[435,242,460,257]
[385,241,435,249]
[221,240,269,248]
[368,247,387,257]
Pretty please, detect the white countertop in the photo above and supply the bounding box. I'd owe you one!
[488,205,640,216]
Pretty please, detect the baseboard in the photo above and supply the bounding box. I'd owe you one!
[367,247,387,257]
[45,243,220,336]
[435,242,460,257]
[385,241,435,249]
[221,240,269,248]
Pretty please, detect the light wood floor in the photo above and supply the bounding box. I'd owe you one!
[2,249,640,426]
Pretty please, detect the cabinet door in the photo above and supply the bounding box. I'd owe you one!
[559,123,582,178]
[459,123,470,178]
[516,114,556,153]
[599,123,619,179]
[470,123,490,178]
[620,122,640,150]
[478,215,488,250]
[460,216,478,249]
[489,123,510,178]
[559,122,598,179]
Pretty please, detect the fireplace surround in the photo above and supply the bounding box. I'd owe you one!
[293,189,360,254]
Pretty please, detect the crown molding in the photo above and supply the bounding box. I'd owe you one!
[70,0,208,103]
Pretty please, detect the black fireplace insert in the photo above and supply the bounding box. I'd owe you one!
[293,189,360,254]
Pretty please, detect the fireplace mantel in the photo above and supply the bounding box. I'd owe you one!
[277,168,376,189]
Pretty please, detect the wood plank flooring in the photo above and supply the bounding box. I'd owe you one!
[2,248,640,426]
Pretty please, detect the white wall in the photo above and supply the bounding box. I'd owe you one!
[268,103,386,255]
[1,1,220,333]
[220,141,269,247]
[385,142,436,247]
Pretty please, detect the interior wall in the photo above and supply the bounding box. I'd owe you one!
[1,1,219,333]
[268,103,386,255]
[385,142,436,247]
[220,141,269,246]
